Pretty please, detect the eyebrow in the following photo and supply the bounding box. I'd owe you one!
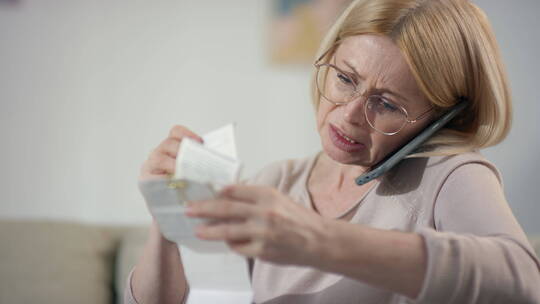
[343,60,411,105]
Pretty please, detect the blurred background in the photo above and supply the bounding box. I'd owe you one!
[1,0,539,232]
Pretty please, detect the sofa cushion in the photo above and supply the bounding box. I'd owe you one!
[0,220,119,304]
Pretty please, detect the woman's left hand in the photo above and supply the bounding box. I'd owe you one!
[185,184,329,267]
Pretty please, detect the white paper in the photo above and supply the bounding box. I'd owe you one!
[174,138,241,189]
[201,123,238,160]
[186,290,253,304]
[181,246,253,304]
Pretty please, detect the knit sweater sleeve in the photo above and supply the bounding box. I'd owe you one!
[123,267,189,304]
[413,163,540,304]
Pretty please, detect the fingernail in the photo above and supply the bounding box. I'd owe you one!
[190,136,204,144]
[220,185,234,196]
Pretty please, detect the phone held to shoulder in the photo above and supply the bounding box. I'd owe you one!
[355,100,468,186]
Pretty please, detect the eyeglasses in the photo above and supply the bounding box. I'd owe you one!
[314,47,433,136]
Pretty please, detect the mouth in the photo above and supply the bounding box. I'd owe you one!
[329,124,365,152]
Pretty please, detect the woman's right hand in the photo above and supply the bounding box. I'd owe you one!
[130,126,198,304]
[139,125,204,182]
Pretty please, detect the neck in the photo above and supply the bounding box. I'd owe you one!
[315,152,370,191]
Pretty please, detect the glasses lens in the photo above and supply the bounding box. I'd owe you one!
[365,96,407,135]
[316,65,356,104]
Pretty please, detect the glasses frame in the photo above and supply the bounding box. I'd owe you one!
[314,45,434,136]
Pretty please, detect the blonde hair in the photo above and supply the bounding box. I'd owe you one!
[311,0,512,157]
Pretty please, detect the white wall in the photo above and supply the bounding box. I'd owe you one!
[0,0,320,225]
[0,0,539,233]
[473,0,540,234]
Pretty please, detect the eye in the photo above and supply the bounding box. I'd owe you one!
[369,96,401,115]
[336,72,354,86]
[381,99,399,112]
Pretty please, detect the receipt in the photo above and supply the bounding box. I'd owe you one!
[139,123,253,303]
[174,138,241,190]
[201,123,238,160]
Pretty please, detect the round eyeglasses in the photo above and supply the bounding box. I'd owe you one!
[314,54,433,136]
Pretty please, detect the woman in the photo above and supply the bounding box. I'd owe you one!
[126,0,540,303]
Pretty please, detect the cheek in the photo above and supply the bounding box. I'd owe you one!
[368,133,390,163]
[370,124,427,163]
[316,102,337,130]
[368,129,420,165]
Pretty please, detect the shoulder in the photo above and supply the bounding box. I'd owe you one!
[429,154,518,235]
[240,152,318,191]
[415,152,507,223]
[431,153,505,211]
[388,150,501,184]
[378,151,503,199]
[425,151,503,188]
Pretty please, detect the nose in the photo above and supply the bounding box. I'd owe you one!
[343,92,369,126]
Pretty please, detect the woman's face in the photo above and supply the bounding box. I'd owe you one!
[317,34,434,167]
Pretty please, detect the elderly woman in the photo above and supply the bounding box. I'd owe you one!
[126,0,540,303]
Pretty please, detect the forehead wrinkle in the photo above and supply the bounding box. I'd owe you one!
[334,35,428,108]
[334,40,415,102]
[349,57,402,95]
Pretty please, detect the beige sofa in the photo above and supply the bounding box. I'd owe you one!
[0,220,148,304]
[1,219,539,304]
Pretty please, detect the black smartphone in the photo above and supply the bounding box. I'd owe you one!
[355,100,468,186]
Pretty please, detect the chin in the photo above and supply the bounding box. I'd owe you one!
[321,136,372,167]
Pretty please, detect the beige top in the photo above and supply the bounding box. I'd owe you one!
[125,151,540,304]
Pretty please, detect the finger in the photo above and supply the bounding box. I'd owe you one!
[186,199,258,220]
[220,184,274,203]
[138,170,170,180]
[196,222,263,241]
[154,137,180,159]
[227,240,264,258]
[168,125,204,143]
[146,153,176,175]
[225,239,251,250]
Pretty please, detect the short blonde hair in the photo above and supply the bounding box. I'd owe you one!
[311,0,512,157]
